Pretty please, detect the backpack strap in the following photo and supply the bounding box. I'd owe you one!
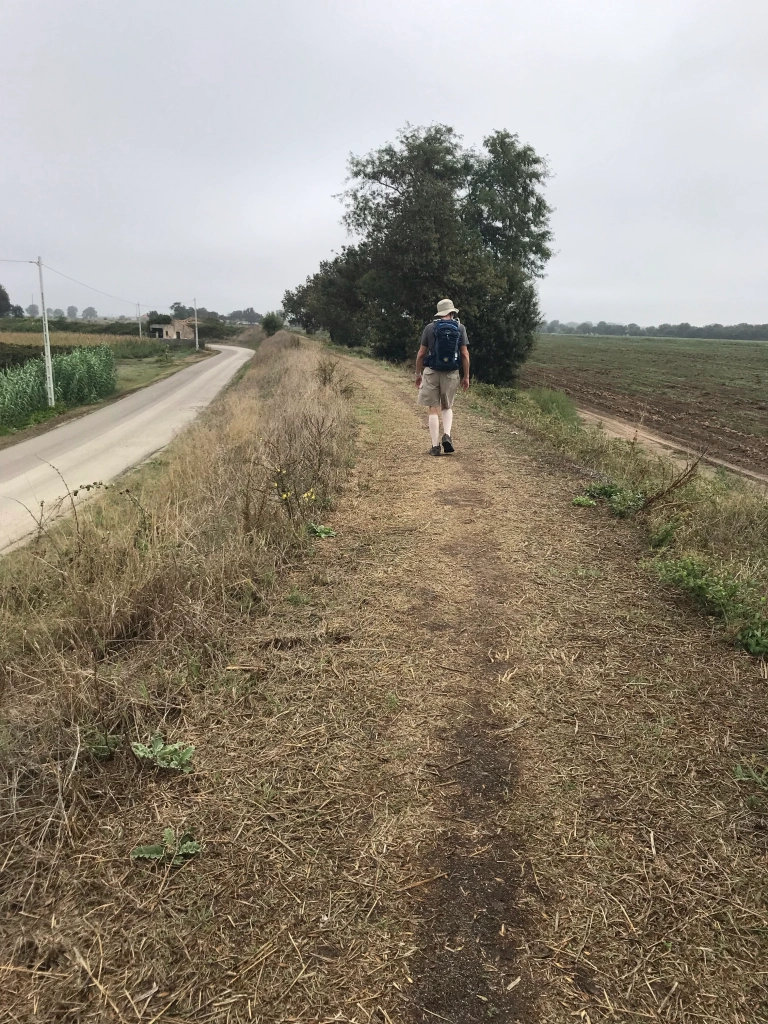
[424,321,437,368]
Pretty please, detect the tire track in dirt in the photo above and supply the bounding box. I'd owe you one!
[521,366,768,477]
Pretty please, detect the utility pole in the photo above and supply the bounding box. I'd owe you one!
[36,258,55,407]
[193,297,199,351]
[137,302,142,338]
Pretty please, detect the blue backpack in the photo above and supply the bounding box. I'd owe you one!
[427,318,461,371]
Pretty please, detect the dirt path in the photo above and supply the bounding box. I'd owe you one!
[7,351,766,1023]
[302,356,767,1022]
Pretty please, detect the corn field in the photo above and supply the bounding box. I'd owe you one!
[0,346,117,428]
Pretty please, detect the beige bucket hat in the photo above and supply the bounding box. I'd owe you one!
[436,298,459,316]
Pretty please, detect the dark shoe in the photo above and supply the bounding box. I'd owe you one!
[442,433,455,453]
[429,445,443,456]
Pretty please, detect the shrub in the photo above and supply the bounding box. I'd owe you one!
[110,339,168,359]
[262,311,286,337]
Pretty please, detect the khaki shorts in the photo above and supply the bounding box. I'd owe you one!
[417,367,460,409]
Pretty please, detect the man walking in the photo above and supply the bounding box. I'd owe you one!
[415,298,470,455]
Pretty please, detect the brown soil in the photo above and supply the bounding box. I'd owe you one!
[575,407,768,487]
[4,355,768,1022]
[521,366,768,476]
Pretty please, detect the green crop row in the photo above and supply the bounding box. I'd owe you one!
[0,345,117,428]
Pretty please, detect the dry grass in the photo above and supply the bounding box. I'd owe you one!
[3,344,767,1023]
[472,383,768,633]
[352,360,768,1022]
[0,332,408,1022]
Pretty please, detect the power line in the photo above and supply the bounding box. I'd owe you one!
[1,257,166,310]
[42,263,165,309]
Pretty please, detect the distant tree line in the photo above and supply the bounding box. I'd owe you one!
[1,283,263,329]
[283,124,553,384]
[146,303,261,324]
[543,319,768,341]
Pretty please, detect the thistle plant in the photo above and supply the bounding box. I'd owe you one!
[131,827,201,865]
[131,732,195,772]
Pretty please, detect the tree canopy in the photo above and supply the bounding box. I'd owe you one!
[261,311,285,336]
[543,319,768,341]
[283,125,553,383]
[0,284,10,317]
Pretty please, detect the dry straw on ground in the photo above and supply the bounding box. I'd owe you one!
[2,344,767,1023]
[473,383,768,604]
[1,333,408,1022]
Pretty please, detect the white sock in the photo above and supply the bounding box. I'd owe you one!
[428,413,440,447]
[441,408,453,437]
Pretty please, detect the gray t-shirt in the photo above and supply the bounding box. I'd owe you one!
[419,319,469,353]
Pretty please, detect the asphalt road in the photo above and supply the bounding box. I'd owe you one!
[0,344,254,551]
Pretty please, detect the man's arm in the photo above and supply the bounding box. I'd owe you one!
[415,324,430,386]
[460,345,470,390]
[415,344,428,386]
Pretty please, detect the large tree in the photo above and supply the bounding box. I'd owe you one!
[284,125,553,383]
[0,284,10,317]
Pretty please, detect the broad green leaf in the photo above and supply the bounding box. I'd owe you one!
[131,843,165,860]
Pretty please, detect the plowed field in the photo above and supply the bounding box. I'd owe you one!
[522,334,768,474]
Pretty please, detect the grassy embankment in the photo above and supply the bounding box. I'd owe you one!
[0,333,365,1020]
[523,333,768,473]
[0,332,208,436]
[472,380,768,656]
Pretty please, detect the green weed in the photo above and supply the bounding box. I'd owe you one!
[572,496,597,507]
[286,588,309,606]
[607,487,645,518]
[653,555,768,655]
[529,386,579,423]
[308,523,336,538]
[734,761,768,792]
[131,733,195,772]
[650,521,677,549]
[84,728,121,760]
[110,339,167,359]
[584,482,621,499]
[131,826,201,866]
[582,481,645,518]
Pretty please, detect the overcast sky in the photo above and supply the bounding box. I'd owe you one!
[2,0,766,325]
